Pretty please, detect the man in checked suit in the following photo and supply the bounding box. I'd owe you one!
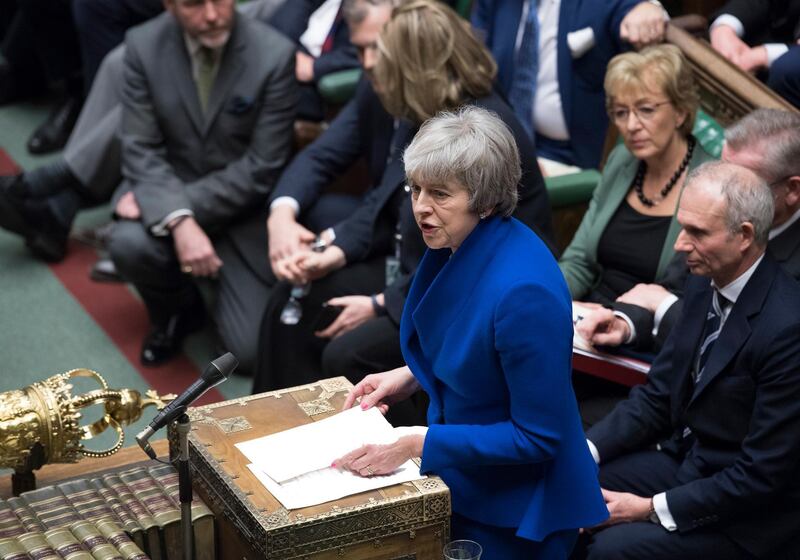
[576,161,800,559]
[105,0,296,367]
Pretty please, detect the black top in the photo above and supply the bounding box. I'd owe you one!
[592,199,671,303]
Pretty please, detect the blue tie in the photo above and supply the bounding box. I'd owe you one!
[508,1,539,140]
[694,290,727,383]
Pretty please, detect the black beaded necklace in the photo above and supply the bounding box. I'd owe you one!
[633,136,696,208]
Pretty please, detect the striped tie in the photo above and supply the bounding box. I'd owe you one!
[694,290,727,383]
[508,1,539,140]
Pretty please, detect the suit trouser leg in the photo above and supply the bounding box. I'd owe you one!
[214,234,273,377]
[252,258,385,394]
[768,46,800,109]
[107,220,201,325]
[580,451,751,560]
[63,45,124,200]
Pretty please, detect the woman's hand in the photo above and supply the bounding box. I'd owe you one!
[315,295,380,339]
[332,434,425,477]
[343,366,420,415]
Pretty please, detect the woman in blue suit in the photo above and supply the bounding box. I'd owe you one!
[334,107,608,558]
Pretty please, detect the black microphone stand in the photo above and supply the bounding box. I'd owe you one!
[176,413,194,560]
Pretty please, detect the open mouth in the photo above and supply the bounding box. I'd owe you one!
[419,223,436,234]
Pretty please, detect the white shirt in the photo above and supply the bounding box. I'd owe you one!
[515,0,570,140]
[299,0,342,58]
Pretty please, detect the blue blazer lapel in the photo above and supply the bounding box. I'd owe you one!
[690,257,776,403]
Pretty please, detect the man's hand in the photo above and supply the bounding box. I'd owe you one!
[710,24,749,64]
[295,51,315,83]
[620,1,667,50]
[267,206,316,275]
[315,294,379,339]
[596,489,652,527]
[274,246,346,283]
[735,45,769,73]
[577,308,631,347]
[115,191,141,220]
[172,217,223,277]
[616,283,671,313]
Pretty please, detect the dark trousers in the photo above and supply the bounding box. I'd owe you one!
[768,46,800,110]
[71,0,163,91]
[575,450,751,560]
[253,257,386,394]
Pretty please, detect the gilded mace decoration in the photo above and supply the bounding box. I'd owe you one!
[0,368,175,475]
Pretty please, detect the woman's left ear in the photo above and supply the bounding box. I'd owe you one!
[675,109,688,130]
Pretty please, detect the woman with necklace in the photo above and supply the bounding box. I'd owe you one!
[559,45,714,307]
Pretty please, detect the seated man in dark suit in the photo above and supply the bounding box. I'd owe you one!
[709,0,800,107]
[576,161,800,559]
[101,0,296,370]
[577,108,800,353]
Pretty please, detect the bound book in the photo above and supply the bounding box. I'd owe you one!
[0,502,25,540]
[87,479,145,551]
[6,499,44,534]
[42,527,93,560]
[0,537,29,560]
[95,520,148,560]
[20,486,81,530]
[16,531,60,560]
[100,474,160,560]
[69,520,124,560]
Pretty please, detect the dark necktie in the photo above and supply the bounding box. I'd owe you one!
[196,47,216,113]
[508,1,539,140]
[694,290,728,383]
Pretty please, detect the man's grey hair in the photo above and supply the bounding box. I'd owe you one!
[686,161,774,246]
[403,106,520,217]
[342,0,397,25]
[725,108,800,184]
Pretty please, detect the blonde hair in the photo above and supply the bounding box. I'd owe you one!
[373,0,496,123]
[604,44,699,137]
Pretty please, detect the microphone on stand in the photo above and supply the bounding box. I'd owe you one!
[136,353,237,459]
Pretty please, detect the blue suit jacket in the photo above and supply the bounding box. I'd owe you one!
[588,254,800,557]
[472,0,639,168]
[401,217,608,541]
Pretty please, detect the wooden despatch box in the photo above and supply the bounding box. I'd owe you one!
[169,377,450,560]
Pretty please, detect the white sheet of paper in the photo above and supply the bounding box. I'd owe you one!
[246,461,424,510]
[236,406,401,483]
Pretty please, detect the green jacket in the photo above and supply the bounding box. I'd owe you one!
[558,141,716,300]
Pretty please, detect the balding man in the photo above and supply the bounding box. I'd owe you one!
[578,162,800,559]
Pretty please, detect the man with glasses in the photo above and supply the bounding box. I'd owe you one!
[577,109,800,353]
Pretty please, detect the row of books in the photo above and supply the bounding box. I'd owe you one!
[0,518,147,560]
[0,463,215,560]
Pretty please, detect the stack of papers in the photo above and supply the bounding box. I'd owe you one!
[236,407,424,509]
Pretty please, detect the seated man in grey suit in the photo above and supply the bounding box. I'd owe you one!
[576,162,800,559]
[577,108,800,353]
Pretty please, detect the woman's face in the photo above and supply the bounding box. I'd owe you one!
[410,179,480,252]
[610,85,687,161]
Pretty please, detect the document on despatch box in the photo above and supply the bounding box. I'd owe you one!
[236,406,424,509]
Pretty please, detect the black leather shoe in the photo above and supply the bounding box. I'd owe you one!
[0,178,69,261]
[26,96,82,155]
[141,306,206,366]
[89,256,123,283]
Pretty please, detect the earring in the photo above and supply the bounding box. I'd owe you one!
[479,211,487,220]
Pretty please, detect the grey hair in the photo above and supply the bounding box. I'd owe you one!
[685,161,774,246]
[403,106,520,217]
[725,109,800,184]
[342,0,397,25]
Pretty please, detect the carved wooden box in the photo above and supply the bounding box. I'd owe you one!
[169,377,450,560]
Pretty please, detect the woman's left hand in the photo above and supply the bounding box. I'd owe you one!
[332,434,425,477]
[315,295,376,339]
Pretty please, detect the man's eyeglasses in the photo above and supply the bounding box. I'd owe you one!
[610,101,671,124]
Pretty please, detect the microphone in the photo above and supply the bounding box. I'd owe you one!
[136,352,238,459]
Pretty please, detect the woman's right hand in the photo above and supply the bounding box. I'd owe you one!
[343,366,420,415]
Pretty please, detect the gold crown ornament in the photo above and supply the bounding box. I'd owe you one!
[0,369,174,478]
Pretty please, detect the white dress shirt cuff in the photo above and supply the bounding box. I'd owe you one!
[646,0,670,21]
[765,43,790,66]
[586,440,600,464]
[151,209,194,237]
[612,311,636,344]
[710,14,745,37]
[653,492,678,531]
[269,196,301,216]
[652,294,679,336]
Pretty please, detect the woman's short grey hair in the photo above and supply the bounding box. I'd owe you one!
[686,161,774,246]
[724,108,800,184]
[403,106,520,217]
